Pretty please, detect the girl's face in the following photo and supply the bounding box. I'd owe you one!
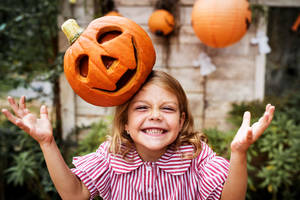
[125,83,185,161]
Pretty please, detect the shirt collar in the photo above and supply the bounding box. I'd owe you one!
[109,144,194,175]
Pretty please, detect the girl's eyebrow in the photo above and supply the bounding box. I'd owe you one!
[131,100,178,106]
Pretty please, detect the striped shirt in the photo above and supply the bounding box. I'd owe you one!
[71,141,229,200]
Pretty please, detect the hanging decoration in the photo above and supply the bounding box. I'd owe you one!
[291,14,300,32]
[105,10,122,17]
[94,0,120,18]
[61,16,156,107]
[148,0,179,37]
[191,0,252,48]
[148,9,175,36]
[193,52,216,76]
[251,30,271,54]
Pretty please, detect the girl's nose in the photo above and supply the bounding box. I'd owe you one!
[149,109,162,120]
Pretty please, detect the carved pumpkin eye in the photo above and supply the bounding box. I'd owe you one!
[97,30,122,44]
[76,55,89,78]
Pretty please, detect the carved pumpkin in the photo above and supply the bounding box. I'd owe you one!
[148,9,175,36]
[191,0,251,48]
[62,16,156,106]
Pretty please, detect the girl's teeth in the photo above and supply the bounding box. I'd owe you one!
[145,129,163,135]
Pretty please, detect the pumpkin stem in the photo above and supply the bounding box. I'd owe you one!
[61,19,83,44]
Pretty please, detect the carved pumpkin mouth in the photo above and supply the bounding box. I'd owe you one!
[93,37,138,92]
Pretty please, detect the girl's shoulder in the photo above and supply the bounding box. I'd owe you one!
[97,140,111,152]
[195,141,229,172]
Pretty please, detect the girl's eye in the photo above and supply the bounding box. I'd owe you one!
[162,107,176,112]
[136,106,148,110]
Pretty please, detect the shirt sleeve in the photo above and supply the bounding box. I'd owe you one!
[196,142,230,200]
[71,141,111,200]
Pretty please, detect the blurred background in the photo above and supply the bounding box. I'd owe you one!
[0,0,299,199]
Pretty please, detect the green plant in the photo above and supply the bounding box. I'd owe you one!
[5,151,38,186]
[0,118,60,200]
[204,128,235,160]
[74,120,109,156]
[227,94,300,200]
[254,112,300,199]
[0,0,60,91]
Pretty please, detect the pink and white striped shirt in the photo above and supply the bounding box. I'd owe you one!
[71,141,229,200]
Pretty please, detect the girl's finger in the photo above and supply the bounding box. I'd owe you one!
[267,106,275,123]
[266,104,271,111]
[242,111,251,127]
[19,96,26,110]
[1,109,19,124]
[262,113,269,127]
[246,127,253,143]
[7,96,19,115]
[40,105,49,120]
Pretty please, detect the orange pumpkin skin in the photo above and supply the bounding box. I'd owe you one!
[148,9,175,36]
[105,11,122,17]
[191,0,251,48]
[64,16,156,106]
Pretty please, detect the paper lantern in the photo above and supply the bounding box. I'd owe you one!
[105,11,122,17]
[61,16,156,106]
[148,9,175,36]
[191,0,251,48]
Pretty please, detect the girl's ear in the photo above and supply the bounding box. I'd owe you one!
[179,112,186,130]
[125,124,128,132]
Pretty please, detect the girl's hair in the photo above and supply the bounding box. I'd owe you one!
[109,70,207,159]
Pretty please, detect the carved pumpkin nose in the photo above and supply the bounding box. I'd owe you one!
[102,56,116,69]
[101,32,137,70]
[98,31,137,85]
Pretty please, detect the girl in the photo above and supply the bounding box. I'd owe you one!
[2,70,275,200]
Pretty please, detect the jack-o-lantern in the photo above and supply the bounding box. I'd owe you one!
[191,0,251,48]
[61,16,156,106]
[148,9,175,36]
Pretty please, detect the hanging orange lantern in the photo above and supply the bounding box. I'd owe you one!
[291,14,300,32]
[61,16,156,107]
[191,0,251,48]
[148,9,175,36]
[105,11,122,17]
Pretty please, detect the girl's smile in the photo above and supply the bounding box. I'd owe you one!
[125,83,185,161]
[142,128,166,136]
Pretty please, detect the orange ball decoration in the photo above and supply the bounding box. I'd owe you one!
[61,16,156,107]
[191,0,252,48]
[148,9,175,36]
[105,11,122,17]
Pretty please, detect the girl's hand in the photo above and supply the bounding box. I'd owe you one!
[231,104,275,154]
[1,96,53,146]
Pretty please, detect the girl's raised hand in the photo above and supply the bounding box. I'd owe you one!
[231,104,275,154]
[1,96,53,146]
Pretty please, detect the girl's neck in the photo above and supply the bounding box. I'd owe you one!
[136,146,167,162]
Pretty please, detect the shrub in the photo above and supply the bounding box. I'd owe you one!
[0,120,59,200]
[226,93,300,200]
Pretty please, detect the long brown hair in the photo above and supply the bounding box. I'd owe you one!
[109,70,207,159]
